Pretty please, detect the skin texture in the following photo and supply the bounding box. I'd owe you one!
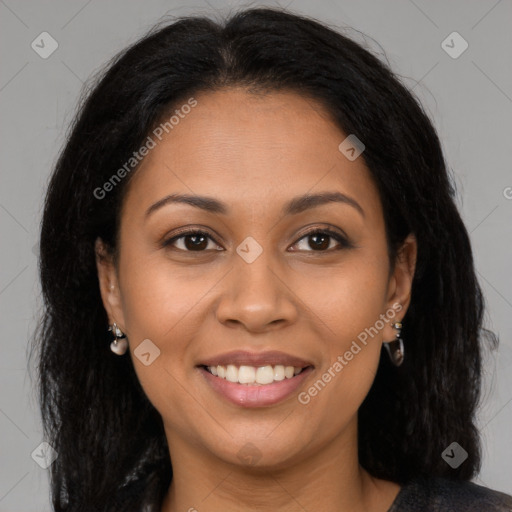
[96,87,417,512]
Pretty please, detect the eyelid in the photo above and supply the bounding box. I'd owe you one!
[292,226,352,251]
[161,227,222,250]
[162,224,353,252]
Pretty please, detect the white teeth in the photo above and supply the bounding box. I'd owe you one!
[284,366,295,379]
[238,365,256,384]
[273,365,285,381]
[205,364,306,385]
[256,366,274,385]
[225,364,238,383]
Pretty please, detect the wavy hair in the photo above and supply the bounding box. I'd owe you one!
[30,7,497,511]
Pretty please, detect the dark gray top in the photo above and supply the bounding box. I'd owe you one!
[388,477,512,511]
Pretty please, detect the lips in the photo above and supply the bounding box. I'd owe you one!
[198,365,314,407]
[197,350,313,369]
[196,350,314,407]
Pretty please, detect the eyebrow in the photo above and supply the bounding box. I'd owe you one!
[145,191,365,219]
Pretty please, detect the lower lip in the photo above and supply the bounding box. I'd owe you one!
[198,366,314,408]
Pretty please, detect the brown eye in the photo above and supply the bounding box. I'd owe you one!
[163,227,352,254]
[291,229,351,252]
[163,230,221,252]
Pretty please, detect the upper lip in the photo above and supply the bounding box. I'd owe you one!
[198,350,314,368]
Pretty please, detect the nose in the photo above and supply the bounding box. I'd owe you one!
[215,250,299,333]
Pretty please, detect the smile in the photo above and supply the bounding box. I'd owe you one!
[198,365,314,407]
[204,364,307,385]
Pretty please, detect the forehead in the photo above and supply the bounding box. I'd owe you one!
[122,87,382,223]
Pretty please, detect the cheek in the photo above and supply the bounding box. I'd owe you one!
[294,253,389,414]
[296,284,387,439]
[118,244,206,339]
[117,257,205,423]
[293,251,390,350]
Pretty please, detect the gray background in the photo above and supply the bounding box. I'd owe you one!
[0,0,511,510]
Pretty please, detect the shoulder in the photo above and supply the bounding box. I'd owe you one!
[389,476,512,511]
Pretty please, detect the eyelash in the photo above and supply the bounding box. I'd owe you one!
[162,227,352,253]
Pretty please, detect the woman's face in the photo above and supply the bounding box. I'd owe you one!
[97,87,416,470]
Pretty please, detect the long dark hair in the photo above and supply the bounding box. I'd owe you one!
[30,7,497,511]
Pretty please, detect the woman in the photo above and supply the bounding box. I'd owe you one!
[32,7,512,511]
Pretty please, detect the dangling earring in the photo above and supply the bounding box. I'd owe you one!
[109,322,128,355]
[384,321,404,366]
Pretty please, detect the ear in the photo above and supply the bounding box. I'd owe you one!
[382,233,417,342]
[95,237,126,331]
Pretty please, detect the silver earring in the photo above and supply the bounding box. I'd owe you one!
[109,322,128,355]
[384,321,404,366]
